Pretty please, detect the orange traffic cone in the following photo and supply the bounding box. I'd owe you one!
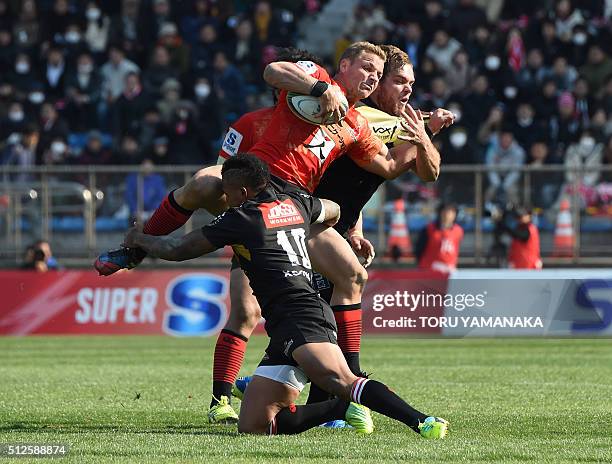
[386,198,412,260]
[552,199,574,257]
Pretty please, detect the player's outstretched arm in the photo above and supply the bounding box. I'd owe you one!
[123,227,217,262]
[398,105,440,182]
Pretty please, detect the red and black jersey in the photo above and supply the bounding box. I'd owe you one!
[218,107,275,160]
[201,182,323,313]
[249,61,382,193]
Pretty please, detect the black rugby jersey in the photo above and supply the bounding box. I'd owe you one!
[201,186,323,312]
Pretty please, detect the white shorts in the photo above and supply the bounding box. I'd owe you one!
[253,364,309,392]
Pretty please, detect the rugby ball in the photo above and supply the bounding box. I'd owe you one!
[286,90,349,125]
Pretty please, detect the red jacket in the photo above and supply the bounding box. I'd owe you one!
[418,222,464,273]
[508,223,542,269]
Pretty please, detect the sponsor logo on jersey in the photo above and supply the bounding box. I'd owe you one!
[221,127,243,156]
[304,128,335,164]
[259,199,304,228]
[294,60,318,75]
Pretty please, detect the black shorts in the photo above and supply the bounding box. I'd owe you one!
[259,294,338,368]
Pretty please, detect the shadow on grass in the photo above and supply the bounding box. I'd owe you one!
[0,422,237,437]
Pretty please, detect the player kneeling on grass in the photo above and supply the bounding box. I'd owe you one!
[122,154,448,438]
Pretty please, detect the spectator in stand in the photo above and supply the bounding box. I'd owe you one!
[192,76,223,154]
[0,102,27,141]
[231,19,263,89]
[444,49,475,96]
[564,130,603,190]
[42,135,71,166]
[549,91,582,159]
[13,0,41,50]
[157,78,182,124]
[139,0,174,47]
[4,125,38,182]
[77,130,113,165]
[64,52,102,131]
[149,135,170,165]
[554,0,584,44]
[485,123,526,203]
[43,48,67,99]
[180,0,217,46]
[534,78,559,123]
[84,1,110,58]
[100,45,139,104]
[164,101,204,165]
[517,49,548,98]
[37,102,69,164]
[548,56,578,92]
[425,29,462,74]
[44,0,79,45]
[449,0,487,43]
[464,24,496,67]
[538,20,564,65]
[528,140,563,208]
[590,108,610,143]
[158,22,190,75]
[113,71,149,137]
[573,76,593,127]
[423,76,451,110]
[125,159,167,222]
[113,133,142,165]
[143,45,179,98]
[139,106,163,154]
[421,0,448,43]
[462,74,497,135]
[415,203,464,274]
[399,21,424,69]
[512,102,546,152]
[601,75,612,113]
[108,0,141,60]
[580,45,612,96]
[191,22,223,75]
[213,50,247,119]
[0,28,15,76]
[9,53,42,100]
[602,136,612,182]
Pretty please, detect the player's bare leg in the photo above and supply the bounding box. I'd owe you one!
[307,225,366,376]
[238,370,365,435]
[292,343,449,438]
[209,266,261,420]
[237,376,298,434]
[173,164,227,215]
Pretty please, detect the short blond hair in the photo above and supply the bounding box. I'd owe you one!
[380,45,412,79]
[339,41,387,65]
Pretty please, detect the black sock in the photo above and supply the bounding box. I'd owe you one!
[351,378,427,433]
[306,383,331,404]
[210,381,233,408]
[270,398,349,435]
[344,352,361,376]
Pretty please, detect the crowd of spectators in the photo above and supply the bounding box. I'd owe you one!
[1,0,612,214]
[0,0,308,173]
[350,0,612,210]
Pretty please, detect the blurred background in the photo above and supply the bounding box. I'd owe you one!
[1,0,611,269]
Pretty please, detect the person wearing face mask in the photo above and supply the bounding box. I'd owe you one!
[84,2,109,55]
[192,77,223,156]
[564,130,603,190]
[9,53,43,98]
[512,102,546,152]
[64,52,102,130]
[1,102,27,139]
[37,102,69,164]
[42,136,70,166]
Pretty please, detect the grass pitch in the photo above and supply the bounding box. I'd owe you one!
[0,336,611,463]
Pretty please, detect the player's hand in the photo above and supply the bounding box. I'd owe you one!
[349,234,376,268]
[317,84,346,123]
[428,108,455,135]
[398,104,427,147]
[122,222,143,248]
